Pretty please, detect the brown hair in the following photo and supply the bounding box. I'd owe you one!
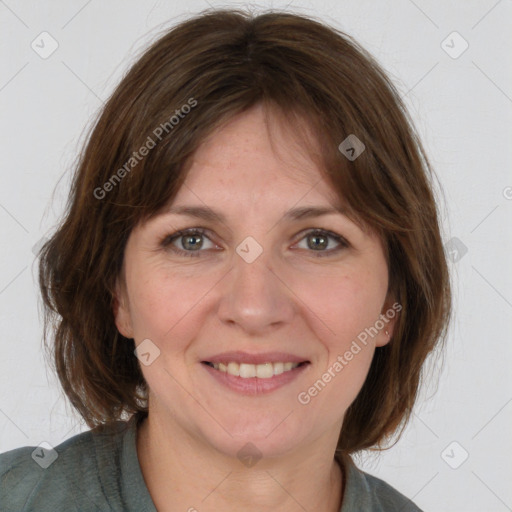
[38,7,451,454]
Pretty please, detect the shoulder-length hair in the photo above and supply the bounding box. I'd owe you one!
[38,7,451,454]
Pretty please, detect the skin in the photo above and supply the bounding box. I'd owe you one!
[113,103,395,512]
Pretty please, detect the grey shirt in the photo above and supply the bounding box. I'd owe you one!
[1,415,422,511]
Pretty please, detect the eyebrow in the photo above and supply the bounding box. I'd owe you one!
[165,205,347,223]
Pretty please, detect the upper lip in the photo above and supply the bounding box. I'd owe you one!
[202,351,310,365]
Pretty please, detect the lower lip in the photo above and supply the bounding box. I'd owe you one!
[201,362,310,395]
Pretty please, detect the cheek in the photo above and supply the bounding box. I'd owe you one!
[298,280,381,414]
[299,266,386,390]
[295,264,387,344]
[125,262,215,348]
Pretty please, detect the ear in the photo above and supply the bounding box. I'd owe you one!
[112,277,134,339]
[375,295,400,348]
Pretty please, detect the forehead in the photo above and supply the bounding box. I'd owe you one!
[173,104,341,209]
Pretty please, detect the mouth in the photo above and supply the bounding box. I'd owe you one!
[201,360,309,379]
[200,359,311,395]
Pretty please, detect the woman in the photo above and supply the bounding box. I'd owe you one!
[0,7,451,511]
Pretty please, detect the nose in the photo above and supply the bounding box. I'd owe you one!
[216,242,295,335]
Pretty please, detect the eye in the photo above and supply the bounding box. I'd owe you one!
[161,228,217,257]
[160,227,349,258]
[293,229,349,257]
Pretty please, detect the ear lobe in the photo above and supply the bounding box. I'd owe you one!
[375,297,399,348]
[375,326,393,348]
[112,280,134,339]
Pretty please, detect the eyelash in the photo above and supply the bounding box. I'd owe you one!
[160,227,349,258]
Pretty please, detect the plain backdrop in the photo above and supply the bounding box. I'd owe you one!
[1,1,511,511]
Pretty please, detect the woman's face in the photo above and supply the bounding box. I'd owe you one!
[114,104,395,459]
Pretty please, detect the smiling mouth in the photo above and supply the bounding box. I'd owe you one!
[201,361,309,379]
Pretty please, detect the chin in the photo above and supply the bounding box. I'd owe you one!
[213,434,299,464]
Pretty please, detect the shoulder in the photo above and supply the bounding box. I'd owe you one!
[0,420,130,512]
[340,455,423,512]
[360,470,423,511]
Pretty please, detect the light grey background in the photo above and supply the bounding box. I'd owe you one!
[1,1,511,511]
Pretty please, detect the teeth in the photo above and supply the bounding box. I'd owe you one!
[210,361,302,379]
[273,362,284,375]
[227,362,239,376]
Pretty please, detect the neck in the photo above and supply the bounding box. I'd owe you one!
[136,413,344,512]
